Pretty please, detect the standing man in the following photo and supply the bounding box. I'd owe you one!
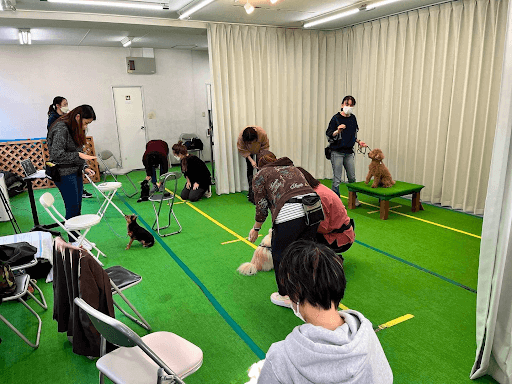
[326,95,366,205]
[237,126,269,204]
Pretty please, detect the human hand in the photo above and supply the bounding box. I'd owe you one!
[338,124,346,131]
[84,168,95,176]
[193,182,199,190]
[248,228,259,243]
[250,159,257,168]
[79,153,97,160]
[359,141,367,147]
[186,180,191,189]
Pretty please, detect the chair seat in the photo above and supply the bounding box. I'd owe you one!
[148,194,175,202]
[65,214,101,230]
[109,168,132,176]
[3,274,30,301]
[105,266,142,292]
[96,332,203,384]
[97,181,123,192]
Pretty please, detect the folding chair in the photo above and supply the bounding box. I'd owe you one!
[75,297,203,384]
[85,174,125,218]
[0,254,48,348]
[149,172,182,237]
[39,192,106,260]
[99,150,138,198]
[179,133,202,160]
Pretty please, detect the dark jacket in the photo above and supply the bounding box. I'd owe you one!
[252,157,314,224]
[326,112,359,153]
[47,110,61,129]
[183,155,211,190]
[47,121,87,177]
[53,238,115,357]
[142,140,170,177]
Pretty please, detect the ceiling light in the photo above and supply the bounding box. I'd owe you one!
[18,29,31,45]
[303,8,359,28]
[244,1,254,14]
[47,0,168,11]
[366,0,401,10]
[178,0,215,20]
[0,0,16,11]
[269,0,278,4]
[121,37,132,47]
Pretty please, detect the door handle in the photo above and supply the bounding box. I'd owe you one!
[141,126,145,130]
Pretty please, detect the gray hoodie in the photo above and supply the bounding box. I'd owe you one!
[258,310,393,384]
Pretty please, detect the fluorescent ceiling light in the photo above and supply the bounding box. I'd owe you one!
[244,1,254,14]
[178,0,215,20]
[269,0,278,4]
[18,29,31,45]
[47,0,167,11]
[304,8,359,28]
[1,0,17,11]
[121,37,132,47]
[367,0,402,10]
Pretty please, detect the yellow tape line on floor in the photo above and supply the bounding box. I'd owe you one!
[375,314,414,332]
[339,194,481,239]
[222,235,262,245]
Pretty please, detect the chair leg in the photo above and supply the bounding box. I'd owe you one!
[123,174,138,198]
[27,279,48,310]
[0,298,43,349]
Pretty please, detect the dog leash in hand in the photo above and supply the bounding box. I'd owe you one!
[357,144,372,155]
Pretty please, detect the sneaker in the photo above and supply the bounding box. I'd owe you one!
[204,190,212,198]
[82,189,93,198]
[150,184,159,193]
[355,198,361,207]
[270,292,292,308]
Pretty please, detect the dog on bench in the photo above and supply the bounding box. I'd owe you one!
[237,229,273,276]
[366,148,395,188]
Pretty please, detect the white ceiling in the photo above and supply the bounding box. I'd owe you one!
[0,0,451,50]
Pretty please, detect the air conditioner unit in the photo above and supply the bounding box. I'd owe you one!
[126,57,156,75]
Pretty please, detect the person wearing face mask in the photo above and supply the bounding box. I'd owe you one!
[326,95,366,205]
[258,240,393,384]
[171,141,211,201]
[142,139,170,193]
[46,105,97,243]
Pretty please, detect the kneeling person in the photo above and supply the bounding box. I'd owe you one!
[258,240,393,384]
[172,141,211,201]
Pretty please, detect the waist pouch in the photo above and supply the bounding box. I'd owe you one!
[289,194,324,226]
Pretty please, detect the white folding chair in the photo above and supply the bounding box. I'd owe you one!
[149,172,182,237]
[39,192,105,260]
[99,150,138,198]
[0,268,48,348]
[75,297,202,384]
[85,174,125,218]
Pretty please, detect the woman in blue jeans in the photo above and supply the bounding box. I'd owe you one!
[326,95,366,204]
[47,105,97,242]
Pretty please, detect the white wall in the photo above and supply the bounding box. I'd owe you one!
[0,45,211,164]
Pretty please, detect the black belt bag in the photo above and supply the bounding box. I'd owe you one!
[289,194,324,226]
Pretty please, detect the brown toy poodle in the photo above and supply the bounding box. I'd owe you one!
[366,148,395,188]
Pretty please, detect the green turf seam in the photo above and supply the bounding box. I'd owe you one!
[354,240,477,293]
[119,195,266,360]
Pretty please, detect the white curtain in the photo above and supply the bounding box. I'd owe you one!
[471,2,512,382]
[208,0,507,215]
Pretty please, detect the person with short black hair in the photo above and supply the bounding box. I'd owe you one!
[326,95,366,204]
[142,139,169,193]
[297,167,355,254]
[237,126,270,204]
[172,141,211,201]
[258,240,393,384]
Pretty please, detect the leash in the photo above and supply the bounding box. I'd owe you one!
[357,143,372,155]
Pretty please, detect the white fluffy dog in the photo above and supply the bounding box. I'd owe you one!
[237,229,273,276]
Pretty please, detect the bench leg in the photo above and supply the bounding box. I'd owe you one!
[348,191,357,209]
[412,192,422,212]
[380,200,389,220]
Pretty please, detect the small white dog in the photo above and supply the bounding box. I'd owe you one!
[237,229,273,276]
[244,359,265,384]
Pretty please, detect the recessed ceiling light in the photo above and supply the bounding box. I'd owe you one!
[244,1,254,14]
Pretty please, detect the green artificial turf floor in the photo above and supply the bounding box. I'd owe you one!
[0,167,497,383]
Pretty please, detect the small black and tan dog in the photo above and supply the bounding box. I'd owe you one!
[137,179,150,203]
[124,215,155,250]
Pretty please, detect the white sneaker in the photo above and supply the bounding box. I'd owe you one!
[270,292,292,308]
[204,190,212,198]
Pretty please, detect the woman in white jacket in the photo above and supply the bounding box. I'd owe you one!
[258,240,393,384]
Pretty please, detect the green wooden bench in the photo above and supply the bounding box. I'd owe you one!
[346,181,425,220]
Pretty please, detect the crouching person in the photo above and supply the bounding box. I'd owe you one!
[258,240,393,384]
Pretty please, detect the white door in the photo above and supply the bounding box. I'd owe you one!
[112,86,147,170]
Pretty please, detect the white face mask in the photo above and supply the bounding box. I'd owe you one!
[173,155,181,161]
[343,106,353,115]
[60,106,69,114]
[292,302,305,322]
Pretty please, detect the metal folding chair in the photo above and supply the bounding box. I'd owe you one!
[0,254,48,348]
[149,172,182,237]
[99,150,138,198]
[179,133,202,160]
[75,297,202,384]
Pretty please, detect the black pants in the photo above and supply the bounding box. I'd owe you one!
[246,154,260,202]
[181,186,206,202]
[272,217,319,296]
[316,233,353,254]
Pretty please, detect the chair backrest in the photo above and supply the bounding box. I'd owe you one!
[99,150,113,161]
[74,298,178,378]
[161,172,182,191]
[39,192,55,208]
[179,133,198,142]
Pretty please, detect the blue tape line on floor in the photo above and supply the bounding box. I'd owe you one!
[355,240,477,294]
[119,195,266,360]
